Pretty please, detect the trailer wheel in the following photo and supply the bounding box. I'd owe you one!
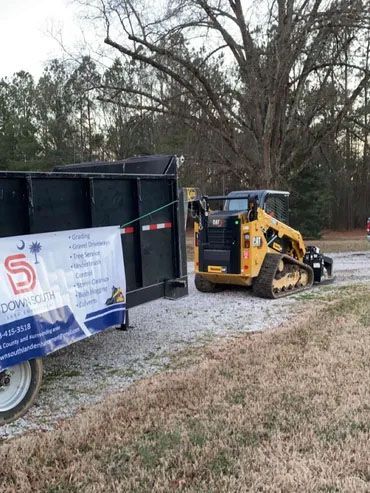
[0,359,43,425]
[195,274,220,293]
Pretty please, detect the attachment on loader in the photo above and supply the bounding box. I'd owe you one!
[304,246,334,284]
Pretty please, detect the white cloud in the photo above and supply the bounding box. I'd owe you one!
[0,0,81,78]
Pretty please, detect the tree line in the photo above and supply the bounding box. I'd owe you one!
[0,0,369,236]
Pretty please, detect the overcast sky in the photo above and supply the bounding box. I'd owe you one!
[0,0,84,78]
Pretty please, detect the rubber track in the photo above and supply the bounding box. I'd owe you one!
[253,253,314,299]
[194,274,220,293]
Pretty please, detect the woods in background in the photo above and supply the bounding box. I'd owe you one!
[0,0,369,236]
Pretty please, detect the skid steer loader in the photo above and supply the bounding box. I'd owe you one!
[192,190,334,298]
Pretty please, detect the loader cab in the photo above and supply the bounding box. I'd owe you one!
[196,190,290,276]
[225,190,290,224]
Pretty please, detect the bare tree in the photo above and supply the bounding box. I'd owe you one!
[83,0,370,187]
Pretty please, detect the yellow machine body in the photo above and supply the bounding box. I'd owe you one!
[191,189,333,298]
[194,207,306,286]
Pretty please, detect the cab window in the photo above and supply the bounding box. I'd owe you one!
[225,198,248,211]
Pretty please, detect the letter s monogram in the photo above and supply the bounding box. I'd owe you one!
[5,254,36,295]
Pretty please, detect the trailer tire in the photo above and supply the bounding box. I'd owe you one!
[0,359,43,425]
[195,274,220,293]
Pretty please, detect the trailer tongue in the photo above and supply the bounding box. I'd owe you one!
[0,154,188,424]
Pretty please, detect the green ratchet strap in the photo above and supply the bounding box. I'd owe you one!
[120,199,178,228]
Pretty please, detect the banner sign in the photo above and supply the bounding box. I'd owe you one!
[0,226,126,370]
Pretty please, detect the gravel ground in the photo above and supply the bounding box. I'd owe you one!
[1,251,370,439]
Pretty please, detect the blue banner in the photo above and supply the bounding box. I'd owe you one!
[0,227,126,370]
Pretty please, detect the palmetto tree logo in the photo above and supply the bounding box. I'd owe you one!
[29,241,42,264]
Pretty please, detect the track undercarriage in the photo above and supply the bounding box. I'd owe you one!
[253,253,314,299]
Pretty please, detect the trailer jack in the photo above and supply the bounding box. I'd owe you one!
[165,278,188,299]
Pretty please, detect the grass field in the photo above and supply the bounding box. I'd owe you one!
[186,230,370,261]
[307,238,370,253]
[1,285,369,492]
[307,230,370,253]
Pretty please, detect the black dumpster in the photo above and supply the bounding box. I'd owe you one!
[0,154,188,307]
[0,154,189,424]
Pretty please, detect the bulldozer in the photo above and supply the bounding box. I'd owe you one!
[191,190,334,298]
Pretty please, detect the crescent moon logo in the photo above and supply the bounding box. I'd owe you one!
[17,240,25,250]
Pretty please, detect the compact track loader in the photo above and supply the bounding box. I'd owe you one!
[192,190,334,298]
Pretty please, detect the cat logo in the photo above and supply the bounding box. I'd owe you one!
[211,218,224,227]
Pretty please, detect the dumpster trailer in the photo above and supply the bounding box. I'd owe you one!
[0,154,188,423]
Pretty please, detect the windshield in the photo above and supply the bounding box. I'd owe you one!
[225,198,249,211]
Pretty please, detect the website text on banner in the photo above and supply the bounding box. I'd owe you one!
[0,226,126,370]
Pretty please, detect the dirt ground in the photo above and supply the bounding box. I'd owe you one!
[0,284,369,492]
[0,231,369,492]
[1,244,369,440]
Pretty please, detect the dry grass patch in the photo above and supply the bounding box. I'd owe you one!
[1,287,370,492]
[307,238,370,253]
[186,231,370,261]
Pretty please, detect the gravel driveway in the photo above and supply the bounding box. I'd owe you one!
[1,251,370,438]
